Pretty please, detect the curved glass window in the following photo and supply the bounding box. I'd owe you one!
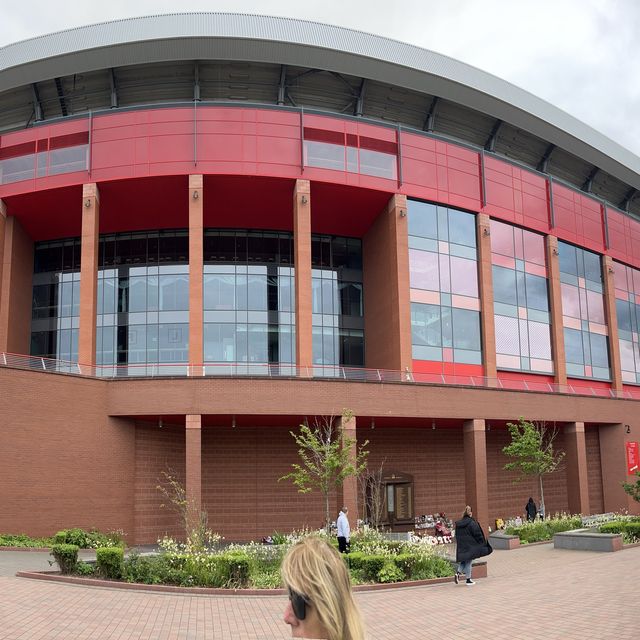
[311,235,364,376]
[558,241,609,380]
[30,238,82,362]
[613,261,640,384]
[203,230,295,375]
[97,230,189,375]
[408,200,481,367]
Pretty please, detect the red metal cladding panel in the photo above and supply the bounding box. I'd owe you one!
[401,133,481,210]
[483,156,549,232]
[552,182,605,253]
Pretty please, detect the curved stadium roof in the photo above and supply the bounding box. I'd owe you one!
[1,12,639,215]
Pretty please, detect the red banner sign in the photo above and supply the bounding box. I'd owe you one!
[627,442,639,475]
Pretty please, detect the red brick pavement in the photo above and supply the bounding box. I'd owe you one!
[0,544,638,639]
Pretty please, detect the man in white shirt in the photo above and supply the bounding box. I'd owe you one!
[337,506,350,553]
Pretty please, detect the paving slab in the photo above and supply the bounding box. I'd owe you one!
[0,543,638,639]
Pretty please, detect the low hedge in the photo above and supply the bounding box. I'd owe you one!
[599,521,640,542]
[505,516,582,544]
[0,533,54,548]
[54,528,124,549]
[345,551,454,583]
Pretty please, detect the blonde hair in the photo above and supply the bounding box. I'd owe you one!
[280,536,365,640]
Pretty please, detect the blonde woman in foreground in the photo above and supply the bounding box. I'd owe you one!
[280,536,366,640]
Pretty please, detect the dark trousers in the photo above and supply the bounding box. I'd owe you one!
[338,536,349,553]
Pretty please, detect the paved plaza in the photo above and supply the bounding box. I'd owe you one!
[0,543,638,639]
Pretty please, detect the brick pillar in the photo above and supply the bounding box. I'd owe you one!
[599,423,630,512]
[189,175,204,376]
[476,214,496,381]
[0,200,6,325]
[565,422,590,515]
[602,256,623,393]
[363,193,412,372]
[78,184,100,368]
[338,413,359,525]
[463,419,489,534]
[546,235,567,387]
[0,215,34,354]
[294,179,312,374]
[185,414,202,536]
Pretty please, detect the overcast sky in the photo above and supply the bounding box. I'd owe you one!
[2,0,639,156]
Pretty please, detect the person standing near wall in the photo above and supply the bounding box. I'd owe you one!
[337,506,350,553]
[525,497,537,522]
[454,505,492,585]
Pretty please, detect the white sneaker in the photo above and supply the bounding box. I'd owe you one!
[466,579,475,585]
[454,573,459,585]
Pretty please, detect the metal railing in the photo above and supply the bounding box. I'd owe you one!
[1,351,638,400]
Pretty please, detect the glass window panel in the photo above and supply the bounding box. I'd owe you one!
[528,321,552,359]
[0,154,35,184]
[590,333,609,369]
[564,328,584,365]
[128,277,147,313]
[448,209,476,247]
[561,283,581,318]
[616,299,632,332]
[358,148,397,179]
[525,273,549,312]
[523,229,545,265]
[495,315,520,356]
[586,289,605,324]
[159,274,189,311]
[408,201,438,239]
[304,140,345,171]
[331,237,348,269]
[48,146,87,175]
[489,219,514,256]
[411,303,441,347]
[409,250,439,291]
[583,251,602,284]
[248,324,268,362]
[247,273,268,311]
[493,266,518,306]
[450,256,478,297]
[558,243,578,276]
[452,308,480,351]
[279,275,293,313]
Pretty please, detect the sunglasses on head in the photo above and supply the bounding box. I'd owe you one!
[288,587,311,620]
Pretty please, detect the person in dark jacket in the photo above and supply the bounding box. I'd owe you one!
[454,505,491,585]
[525,497,537,522]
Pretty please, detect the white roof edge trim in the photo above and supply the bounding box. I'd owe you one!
[1,12,639,189]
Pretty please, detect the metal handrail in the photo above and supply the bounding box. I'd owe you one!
[0,351,639,400]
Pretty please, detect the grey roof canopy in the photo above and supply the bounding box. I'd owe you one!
[1,12,640,197]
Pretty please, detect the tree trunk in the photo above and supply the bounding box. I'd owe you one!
[539,474,545,517]
[324,491,330,536]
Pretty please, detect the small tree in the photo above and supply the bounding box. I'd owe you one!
[622,471,640,503]
[157,469,214,552]
[359,460,386,529]
[279,409,369,534]
[502,418,565,515]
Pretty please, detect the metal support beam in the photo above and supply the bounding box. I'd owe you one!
[354,78,366,117]
[31,83,43,121]
[620,187,637,212]
[277,65,287,106]
[193,63,201,102]
[537,143,556,173]
[54,78,68,117]
[484,119,503,152]
[582,167,599,193]
[109,68,118,108]
[423,96,439,132]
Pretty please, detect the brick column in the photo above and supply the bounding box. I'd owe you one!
[602,256,623,393]
[463,419,489,534]
[546,235,567,387]
[362,193,412,372]
[476,214,496,380]
[78,184,100,368]
[565,422,590,515]
[0,215,34,354]
[189,175,204,376]
[338,413,359,524]
[0,200,6,324]
[294,180,312,374]
[599,423,630,512]
[185,414,202,536]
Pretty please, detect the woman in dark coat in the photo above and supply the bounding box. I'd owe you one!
[454,505,491,585]
[525,497,537,521]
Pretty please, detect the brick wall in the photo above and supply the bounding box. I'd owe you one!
[0,368,135,540]
[586,427,604,514]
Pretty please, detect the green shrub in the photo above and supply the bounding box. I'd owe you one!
[600,521,640,542]
[344,551,365,571]
[411,555,454,580]
[74,561,95,576]
[377,560,404,583]
[53,528,125,549]
[359,555,386,582]
[250,568,281,589]
[51,544,79,574]
[271,531,288,545]
[0,533,53,548]
[505,516,582,543]
[219,553,251,588]
[96,547,124,579]
[393,553,415,579]
[123,553,185,585]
